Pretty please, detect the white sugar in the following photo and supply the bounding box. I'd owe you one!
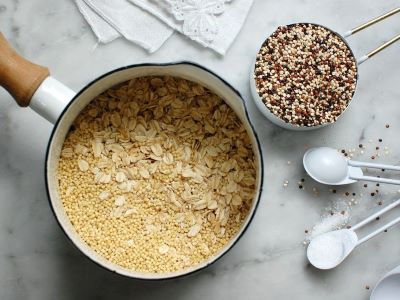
[308,211,349,240]
[307,228,358,269]
[307,233,344,268]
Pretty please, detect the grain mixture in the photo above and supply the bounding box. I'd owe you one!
[254,23,357,127]
[58,76,256,273]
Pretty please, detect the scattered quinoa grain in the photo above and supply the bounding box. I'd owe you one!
[283,180,289,187]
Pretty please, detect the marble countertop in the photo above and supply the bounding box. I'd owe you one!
[1,0,400,299]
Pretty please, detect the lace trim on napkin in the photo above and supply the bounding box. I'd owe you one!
[163,0,233,42]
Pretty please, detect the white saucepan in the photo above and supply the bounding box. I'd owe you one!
[0,33,264,279]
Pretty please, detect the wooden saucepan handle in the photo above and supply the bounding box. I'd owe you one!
[0,32,49,107]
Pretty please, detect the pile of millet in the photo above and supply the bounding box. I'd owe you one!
[254,23,358,127]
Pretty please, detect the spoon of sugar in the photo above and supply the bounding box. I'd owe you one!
[303,147,400,185]
[307,229,358,269]
[307,199,400,269]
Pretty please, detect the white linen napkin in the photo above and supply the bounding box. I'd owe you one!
[76,0,120,43]
[130,0,254,55]
[76,0,173,52]
[76,0,254,55]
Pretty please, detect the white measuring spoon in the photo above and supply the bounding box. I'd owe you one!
[303,147,400,185]
[307,199,400,269]
[371,265,400,300]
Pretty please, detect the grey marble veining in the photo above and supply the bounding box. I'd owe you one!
[0,0,400,299]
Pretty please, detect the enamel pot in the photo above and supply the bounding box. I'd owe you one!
[0,33,263,279]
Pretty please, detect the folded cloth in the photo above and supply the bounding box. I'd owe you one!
[76,0,120,43]
[130,0,254,55]
[76,0,254,55]
[76,0,173,52]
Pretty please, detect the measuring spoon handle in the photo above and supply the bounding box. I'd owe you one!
[349,160,400,171]
[357,216,400,245]
[352,199,400,231]
[342,8,400,64]
[343,8,400,37]
[357,34,400,64]
[349,175,400,185]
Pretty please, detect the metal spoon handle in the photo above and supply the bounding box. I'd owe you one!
[343,8,400,37]
[352,199,400,231]
[349,174,400,185]
[357,216,400,245]
[349,160,400,171]
[341,8,400,64]
[357,34,400,64]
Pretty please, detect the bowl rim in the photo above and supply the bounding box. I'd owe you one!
[44,61,265,280]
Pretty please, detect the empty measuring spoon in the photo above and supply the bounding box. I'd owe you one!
[307,199,400,269]
[371,265,400,300]
[303,147,400,185]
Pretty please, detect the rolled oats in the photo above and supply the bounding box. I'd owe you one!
[187,224,202,237]
[115,195,126,207]
[77,159,89,172]
[99,191,109,200]
[58,76,256,274]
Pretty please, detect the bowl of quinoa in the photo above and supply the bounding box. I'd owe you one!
[56,74,261,278]
[251,23,358,130]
